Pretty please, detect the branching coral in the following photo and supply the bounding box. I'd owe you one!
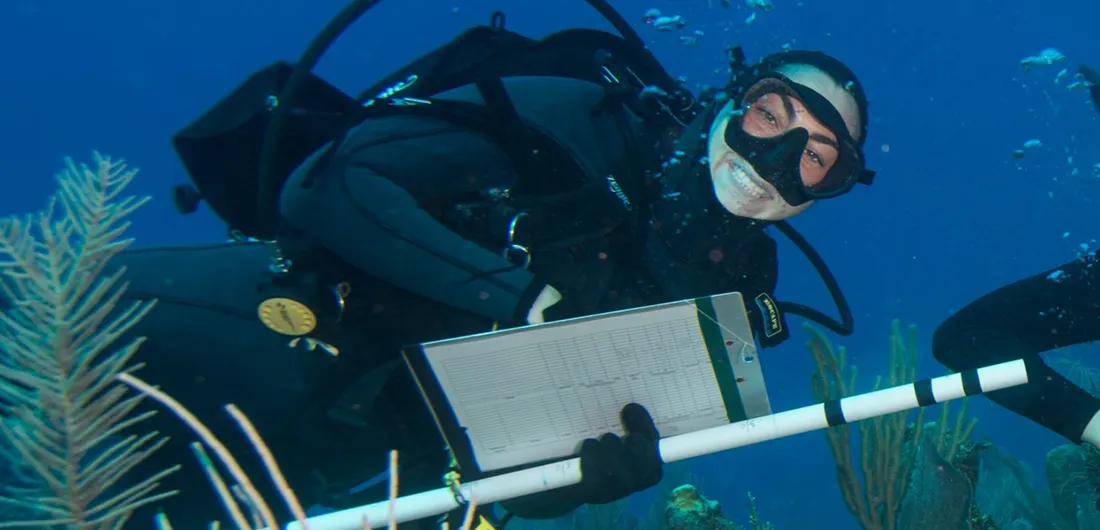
[0,154,176,529]
[739,492,775,530]
[805,319,978,530]
[806,320,923,530]
[0,154,475,530]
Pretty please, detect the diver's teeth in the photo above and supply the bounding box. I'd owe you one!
[728,161,766,199]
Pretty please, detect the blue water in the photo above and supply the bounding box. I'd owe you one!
[2,0,1099,527]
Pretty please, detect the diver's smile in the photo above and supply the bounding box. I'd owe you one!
[726,158,772,200]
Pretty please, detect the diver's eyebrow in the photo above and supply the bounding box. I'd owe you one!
[779,94,796,123]
[780,93,840,150]
[809,132,839,150]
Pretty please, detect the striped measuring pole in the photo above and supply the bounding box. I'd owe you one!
[287,358,1029,530]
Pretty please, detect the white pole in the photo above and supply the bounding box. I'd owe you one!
[286,359,1028,530]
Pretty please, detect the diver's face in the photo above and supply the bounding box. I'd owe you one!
[708,64,862,221]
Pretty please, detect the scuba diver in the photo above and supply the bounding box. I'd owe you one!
[933,64,1100,452]
[43,0,876,527]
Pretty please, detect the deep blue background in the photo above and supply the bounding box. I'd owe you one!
[2,0,1099,527]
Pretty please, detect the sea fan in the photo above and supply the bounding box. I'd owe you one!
[1046,346,1100,396]
[0,154,176,528]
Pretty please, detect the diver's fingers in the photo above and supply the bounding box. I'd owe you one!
[620,403,659,441]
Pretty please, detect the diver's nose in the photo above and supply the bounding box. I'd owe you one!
[756,128,809,167]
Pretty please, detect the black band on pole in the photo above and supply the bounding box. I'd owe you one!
[961,369,983,396]
[823,399,847,427]
[913,379,937,407]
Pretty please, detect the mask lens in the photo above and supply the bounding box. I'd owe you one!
[811,142,862,197]
[738,80,801,137]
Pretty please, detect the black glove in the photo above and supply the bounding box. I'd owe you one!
[569,403,663,505]
[498,403,663,519]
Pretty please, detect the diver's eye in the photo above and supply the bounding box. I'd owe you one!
[755,107,778,126]
[804,149,824,167]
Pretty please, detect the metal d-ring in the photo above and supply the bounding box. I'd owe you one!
[330,282,350,323]
[503,212,532,270]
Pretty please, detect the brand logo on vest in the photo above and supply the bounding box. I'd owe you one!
[754,293,782,338]
[605,174,633,211]
[363,74,419,107]
[257,297,317,336]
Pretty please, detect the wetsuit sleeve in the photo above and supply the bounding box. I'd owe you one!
[732,233,789,348]
[281,120,548,326]
[932,257,1100,443]
[1079,64,1100,112]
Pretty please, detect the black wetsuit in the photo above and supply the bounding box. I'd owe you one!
[2,76,783,527]
[933,255,1100,443]
[934,64,1100,444]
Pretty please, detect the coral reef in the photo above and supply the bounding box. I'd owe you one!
[898,430,978,530]
[665,484,738,530]
[806,319,924,530]
[975,442,1100,530]
[805,319,990,530]
[1047,444,1089,526]
[664,485,774,530]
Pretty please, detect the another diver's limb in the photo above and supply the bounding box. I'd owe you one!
[932,256,1100,444]
[1079,64,1100,112]
[498,403,662,519]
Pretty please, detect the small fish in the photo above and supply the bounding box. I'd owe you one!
[652,15,687,31]
[1020,48,1066,72]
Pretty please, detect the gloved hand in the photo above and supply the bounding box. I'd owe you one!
[569,403,663,505]
[498,403,663,519]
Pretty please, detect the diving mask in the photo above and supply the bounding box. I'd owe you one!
[723,74,873,206]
